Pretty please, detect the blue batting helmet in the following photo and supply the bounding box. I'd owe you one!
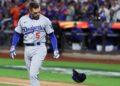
[72,69,86,83]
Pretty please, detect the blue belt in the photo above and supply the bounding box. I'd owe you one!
[25,42,41,46]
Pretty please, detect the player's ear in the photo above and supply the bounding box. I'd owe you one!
[29,8,32,13]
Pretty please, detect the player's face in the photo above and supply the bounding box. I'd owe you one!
[31,7,40,20]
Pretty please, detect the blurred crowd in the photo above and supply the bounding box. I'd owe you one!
[0,0,120,30]
[0,0,120,52]
[40,0,120,22]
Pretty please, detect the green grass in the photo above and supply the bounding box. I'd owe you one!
[43,61,120,72]
[0,58,120,72]
[86,75,120,86]
[0,69,28,79]
[0,84,18,86]
[0,58,25,66]
[0,58,120,86]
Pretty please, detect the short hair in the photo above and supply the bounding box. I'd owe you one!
[29,2,40,10]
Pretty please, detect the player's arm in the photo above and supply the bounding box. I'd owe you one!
[49,32,60,59]
[10,18,22,59]
[45,18,60,59]
[10,32,21,59]
[11,31,20,47]
[49,32,58,51]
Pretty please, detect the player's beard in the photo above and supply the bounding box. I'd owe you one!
[33,15,40,20]
[30,14,40,20]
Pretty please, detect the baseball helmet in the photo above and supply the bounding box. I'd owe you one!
[72,69,86,83]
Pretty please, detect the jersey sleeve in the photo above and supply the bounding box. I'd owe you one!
[45,18,54,34]
[15,18,22,33]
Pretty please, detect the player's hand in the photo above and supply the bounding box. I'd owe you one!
[53,50,60,59]
[10,46,16,59]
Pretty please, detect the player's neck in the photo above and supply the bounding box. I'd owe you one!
[29,14,40,20]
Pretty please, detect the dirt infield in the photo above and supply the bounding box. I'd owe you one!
[0,77,88,86]
[1,48,120,64]
[0,48,120,64]
[1,51,120,64]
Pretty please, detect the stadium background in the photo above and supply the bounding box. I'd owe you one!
[0,0,120,86]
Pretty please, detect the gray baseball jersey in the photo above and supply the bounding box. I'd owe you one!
[15,14,54,43]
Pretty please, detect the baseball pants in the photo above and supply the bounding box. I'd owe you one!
[24,43,47,86]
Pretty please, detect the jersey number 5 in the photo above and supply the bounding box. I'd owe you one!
[36,32,40,40]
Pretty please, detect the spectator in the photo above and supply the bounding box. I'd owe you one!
[10,0,28,27]
[57,1,67,21]
[71,23,83,50]
[0,13,3,30]
[44,3,56,20]
[116,10,120,22]
[0,30,5,45]
[110,0,120,22]
[0,0,11,6]
[66,1,75,21]
[98,3,110,22]
[92,23,114,52]
[74,3,82,21]
[86,0,98,21]
[104,27,114,52]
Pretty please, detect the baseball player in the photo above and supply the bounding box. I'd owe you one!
[71,23,83,50]
[91,27,114,52]
[9,2,60,86]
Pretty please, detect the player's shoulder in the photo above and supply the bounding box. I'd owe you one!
[19,14,29,20]
[40,14,51,22]
[18,15,29,24]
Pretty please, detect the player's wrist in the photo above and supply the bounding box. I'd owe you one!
[53,49,60,59]
[54,49,59,53]
[10,45,16,52]
[54,49,59,55]
[11,45,16,49]
[54,49,58,51]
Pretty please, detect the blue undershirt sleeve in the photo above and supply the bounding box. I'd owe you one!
[49,32,58,51]
[11,32,20,47]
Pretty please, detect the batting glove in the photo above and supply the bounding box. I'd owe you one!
[53,50,60,59]
[10,46,16,59]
